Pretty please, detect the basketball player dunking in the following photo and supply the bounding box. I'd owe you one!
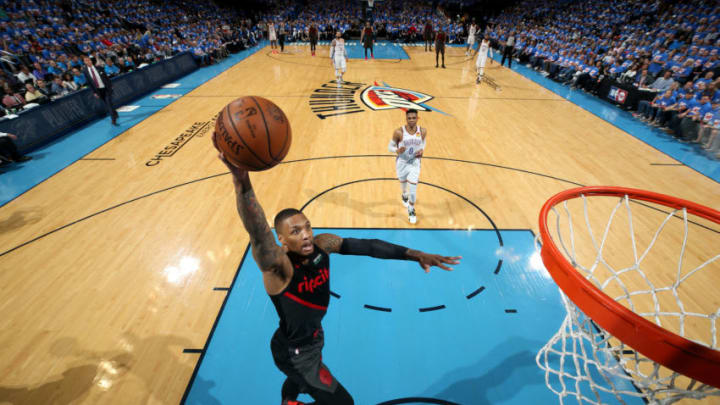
[389,109,426,224]
[211,132,460,405]
[330,31,348,85]
[476,34,493,83]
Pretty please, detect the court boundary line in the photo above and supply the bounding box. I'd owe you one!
[179,176,531,402]
[488,53,719,184]
[179,243,251,405]
[3,155,717,258]
[180,226,536,404]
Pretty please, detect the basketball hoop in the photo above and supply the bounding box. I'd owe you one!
[536,186,720,404]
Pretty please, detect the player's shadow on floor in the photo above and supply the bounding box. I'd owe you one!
[0,208,43,232]
[6,333,214,405]
[422,337,546,405]
[184,377,223,405]
[0,364,97,405]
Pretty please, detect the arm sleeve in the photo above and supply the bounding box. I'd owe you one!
[339,238,409,260]
[388,139,398,153]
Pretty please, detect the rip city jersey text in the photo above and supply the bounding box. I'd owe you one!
[270,246,331,343]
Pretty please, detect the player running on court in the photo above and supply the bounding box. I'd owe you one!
[309,23,318,56]
[435,27,447,68]
[423,20,434,52]
[330,31,348,85]
[389,109,426,224]
[466,21,478,56]
[269,22,278,53]
[360,22,374,60]
[476,34,494,83]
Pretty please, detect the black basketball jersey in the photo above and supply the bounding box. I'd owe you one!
[270,245,330,344]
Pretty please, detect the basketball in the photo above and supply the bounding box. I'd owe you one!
[214,96,292,171]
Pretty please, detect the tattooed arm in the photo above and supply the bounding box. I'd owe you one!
[213,133,290,277]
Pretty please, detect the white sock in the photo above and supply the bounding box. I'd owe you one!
[401,182,409,199]
[409,182,417,205]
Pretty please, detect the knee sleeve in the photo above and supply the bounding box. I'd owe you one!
[409,182,417,204]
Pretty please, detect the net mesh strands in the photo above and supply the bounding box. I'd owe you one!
[536,187,720,405]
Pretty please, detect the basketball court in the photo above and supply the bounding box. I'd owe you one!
[0,41,717,404]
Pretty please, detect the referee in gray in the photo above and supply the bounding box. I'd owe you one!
[501,31,515,68]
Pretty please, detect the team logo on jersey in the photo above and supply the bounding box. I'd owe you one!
[361,81,448,114]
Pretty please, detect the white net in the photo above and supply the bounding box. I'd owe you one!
[536,193,720,405]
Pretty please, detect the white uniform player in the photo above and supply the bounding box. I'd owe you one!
[330,31,348,85]
[388,109,427,224]
[268,22,277,52]
[476,35,493,83]
[466,23,477,56]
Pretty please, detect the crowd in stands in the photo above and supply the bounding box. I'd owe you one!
[486,0,720,157]
[3,0,720,159]
[253,0,469,45]
[0,0,259,115]
[0,0,468,118]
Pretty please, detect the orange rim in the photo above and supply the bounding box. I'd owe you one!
[538,186,720,389]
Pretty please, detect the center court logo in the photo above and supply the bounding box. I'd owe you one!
[361,82,443,113]
[309,81,448,119]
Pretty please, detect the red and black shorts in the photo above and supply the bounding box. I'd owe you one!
[270,328,338,394]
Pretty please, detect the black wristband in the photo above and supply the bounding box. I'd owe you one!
[339,238,408,260]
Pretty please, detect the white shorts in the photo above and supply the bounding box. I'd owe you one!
[333,56,346,72]
[396,158,421,183]
[269,32,277,41]
[468,35,476,45]
[476,55,488,68]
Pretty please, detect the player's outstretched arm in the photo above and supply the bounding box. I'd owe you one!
[213,133,290,275]
[314,233,461,273]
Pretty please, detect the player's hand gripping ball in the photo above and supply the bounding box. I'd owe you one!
[214,96,292,171]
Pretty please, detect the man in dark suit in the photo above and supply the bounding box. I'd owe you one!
[82,56,118,125]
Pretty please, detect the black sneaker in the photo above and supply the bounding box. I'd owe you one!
[402,195,409,208]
